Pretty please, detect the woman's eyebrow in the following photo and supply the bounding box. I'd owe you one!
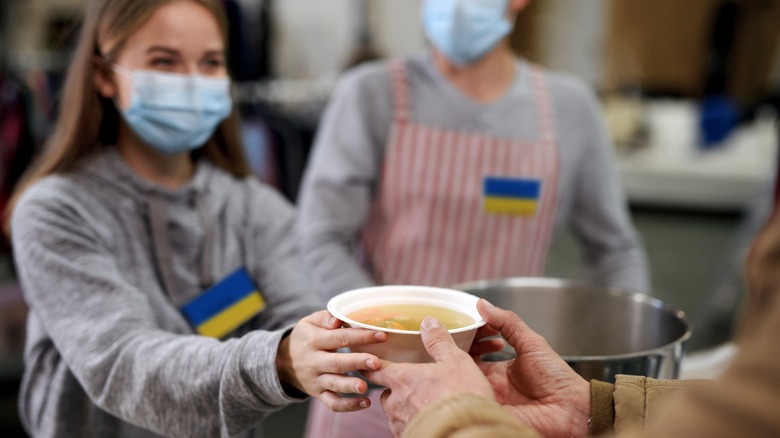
[146,46,179,55]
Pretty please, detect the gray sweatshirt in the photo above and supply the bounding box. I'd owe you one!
[298,54,650,300]
[12,148,321,437]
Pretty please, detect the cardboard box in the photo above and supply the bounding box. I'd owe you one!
[604,0,780,103]
[728,0,780,102]
[509,0,547,65]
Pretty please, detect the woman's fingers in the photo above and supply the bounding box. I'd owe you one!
[306,310,388,349]
[318,391,371,412]
[318,328,387,350]
[319,351,381,374]
[317,373,370,395]
[307,310,343,329]
[362,360,400,389]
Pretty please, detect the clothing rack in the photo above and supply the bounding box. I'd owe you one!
[233,78,334,115]
[224,0,275,81]
[234,78,334,203]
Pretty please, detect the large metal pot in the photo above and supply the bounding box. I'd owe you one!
[454,278,691,383]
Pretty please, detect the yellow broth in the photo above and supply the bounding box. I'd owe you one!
[347,304,475,331]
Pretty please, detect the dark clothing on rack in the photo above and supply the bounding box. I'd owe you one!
[0,73,36,249]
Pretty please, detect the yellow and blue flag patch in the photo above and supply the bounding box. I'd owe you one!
[181,267,266,339]
[483,177,542,216]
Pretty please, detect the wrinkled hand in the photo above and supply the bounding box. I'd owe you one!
[277,310,387,412]
[474,300,591,438]
[365,317,495,437]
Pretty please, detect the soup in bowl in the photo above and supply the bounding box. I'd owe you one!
[327,285,486,363]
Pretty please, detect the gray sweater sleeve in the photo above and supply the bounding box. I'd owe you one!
[248,182,323,326]
[297,64,392,301]
[12,190,301,438]
[556,80,651,294]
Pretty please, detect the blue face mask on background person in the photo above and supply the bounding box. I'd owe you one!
[113,65,232,155]
[422,0,512,66]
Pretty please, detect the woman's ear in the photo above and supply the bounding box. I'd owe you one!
[509,0,531,14]
[93,58,117,99]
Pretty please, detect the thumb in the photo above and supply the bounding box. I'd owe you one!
[420,317,458,362]
[477,299,547,357]
[478,299,528,340]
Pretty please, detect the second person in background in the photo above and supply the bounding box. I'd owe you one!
[298,0,650,436]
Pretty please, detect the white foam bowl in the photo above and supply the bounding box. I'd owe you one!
[327,285,486,363]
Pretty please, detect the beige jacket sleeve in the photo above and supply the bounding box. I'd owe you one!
[589,376,710,436]
[404,394,540,438]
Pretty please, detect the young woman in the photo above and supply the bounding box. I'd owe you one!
[6,1,385,436]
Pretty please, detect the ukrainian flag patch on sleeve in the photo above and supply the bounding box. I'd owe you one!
[181,267,266,339]
[483,176,541,216]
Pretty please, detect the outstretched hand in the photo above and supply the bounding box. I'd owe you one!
[276,310,388,412]
[364,317,494,436]
[474,300,591,437]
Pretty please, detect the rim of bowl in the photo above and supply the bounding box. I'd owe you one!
[327,285,487,335]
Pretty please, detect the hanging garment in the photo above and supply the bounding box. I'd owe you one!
[0,74,36,251]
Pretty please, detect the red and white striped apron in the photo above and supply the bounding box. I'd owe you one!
[362,60,560,287]
[306,60,560,438]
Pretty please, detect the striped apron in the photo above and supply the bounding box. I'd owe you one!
[305,59,560,438]
[362,60,560,287]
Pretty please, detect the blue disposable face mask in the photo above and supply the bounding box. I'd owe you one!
[113,65,232,155]
[422,0,512,66]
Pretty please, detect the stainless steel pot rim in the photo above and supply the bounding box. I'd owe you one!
[453,277,692,361]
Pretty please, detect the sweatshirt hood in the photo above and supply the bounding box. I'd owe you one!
[81,146,223,209]
[80,146,228,295]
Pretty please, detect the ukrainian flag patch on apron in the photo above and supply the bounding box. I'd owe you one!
[181,267,266,339]
[482,176,541,216]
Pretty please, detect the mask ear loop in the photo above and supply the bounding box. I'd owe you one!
[92,55,127,111]
[107,63,133,111]
[111,63,133,78]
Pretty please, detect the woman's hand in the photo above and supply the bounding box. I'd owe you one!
[475,300,591,438]
[276,310,387,412]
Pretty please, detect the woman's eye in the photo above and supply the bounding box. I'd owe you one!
[150,57,176,68]
[201,58,226,73]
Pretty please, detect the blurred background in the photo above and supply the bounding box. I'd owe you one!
[1,0,779,436]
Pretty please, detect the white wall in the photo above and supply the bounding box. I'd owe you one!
[273,0,353,79]
[371,0,426,60]
[533,0,606,87]
[273,0,425,79]
[271,0,608,83]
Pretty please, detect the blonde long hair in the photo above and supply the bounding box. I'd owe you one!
[5,0,250,233]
